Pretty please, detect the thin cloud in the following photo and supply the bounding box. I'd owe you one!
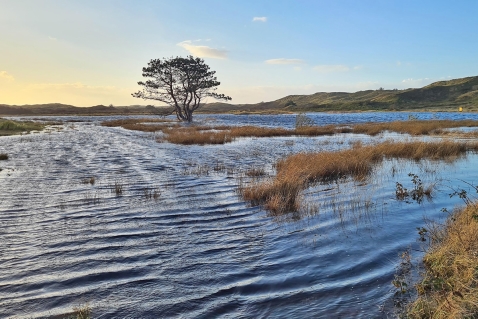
[177,41,227,59]
[48,36,57,41]
[0,71,14,82]
[253,17,267,22]
[265,58,304,65]
[313,65,350,73]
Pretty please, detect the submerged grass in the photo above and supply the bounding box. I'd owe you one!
[240,140,478,215]
[407,203,478,318]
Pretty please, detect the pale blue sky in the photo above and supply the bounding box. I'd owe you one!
[1,0,477,106]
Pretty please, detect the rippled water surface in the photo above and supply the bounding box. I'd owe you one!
[1,112,478,318]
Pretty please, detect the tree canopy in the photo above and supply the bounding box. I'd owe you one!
[132,56,231,122]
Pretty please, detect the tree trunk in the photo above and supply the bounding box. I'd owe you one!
[185,109,193,122]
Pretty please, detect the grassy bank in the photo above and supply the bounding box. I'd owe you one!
[407,203,478,318]
[0,118,46,136]
[102,118,478,145]
[239,140,478,215]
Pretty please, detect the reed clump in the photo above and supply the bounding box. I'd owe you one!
[58,304,92,319]
[164,127,232,145]
[162,125,341,144]
[407,203,478,318]
[112,181,123,196]
[245,167,267,177]
[240,140,478,215]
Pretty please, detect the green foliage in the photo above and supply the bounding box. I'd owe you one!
[0,119,45,135]
[285,100,297,107]
[132,55,231,122]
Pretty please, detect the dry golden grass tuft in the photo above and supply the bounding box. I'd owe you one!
[240,140,478,215]
[164,127,232,145]
[407,203,478,318]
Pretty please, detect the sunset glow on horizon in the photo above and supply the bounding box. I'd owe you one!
[1,0,478,106]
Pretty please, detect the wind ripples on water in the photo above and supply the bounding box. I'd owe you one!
[1,112,478,318]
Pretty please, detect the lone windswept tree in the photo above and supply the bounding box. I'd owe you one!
[132,56,231,122]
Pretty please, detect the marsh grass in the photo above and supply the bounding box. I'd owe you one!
[0,153,8,160]
[0,118,46,136]
[352,120,478,136]
[81,177,96,185]
[112,181,123,196]
[101,118,478,145]
[213,161,227,172]
[245,167,267,177]
[101,118,173,127]
[182,163,210,176]
[144,187,161,200]
[165,128,232,145]
[57,304,91,319]
[407,203,478,318]
[84,191,100,205]
[240,140,478,215]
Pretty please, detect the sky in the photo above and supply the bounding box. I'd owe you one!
[1,0,478,106]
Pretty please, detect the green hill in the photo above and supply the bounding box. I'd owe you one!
[2,76,478,116]
[200,75,478,113]
[0,103,170,116]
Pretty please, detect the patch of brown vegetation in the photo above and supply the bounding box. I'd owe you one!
[240,141,478,215]
[101,118,173,127]
[101,118,176,132]
[407,203,478,318]
[101,118,478,145]
[352,120,478,136]
[245,167,267,177]
[164,127,232,145]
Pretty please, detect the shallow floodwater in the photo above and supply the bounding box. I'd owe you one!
[1,112,478,318]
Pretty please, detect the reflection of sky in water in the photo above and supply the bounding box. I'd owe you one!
[0,113,477,318]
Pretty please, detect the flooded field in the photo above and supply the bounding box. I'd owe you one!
[1,112,478,318]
